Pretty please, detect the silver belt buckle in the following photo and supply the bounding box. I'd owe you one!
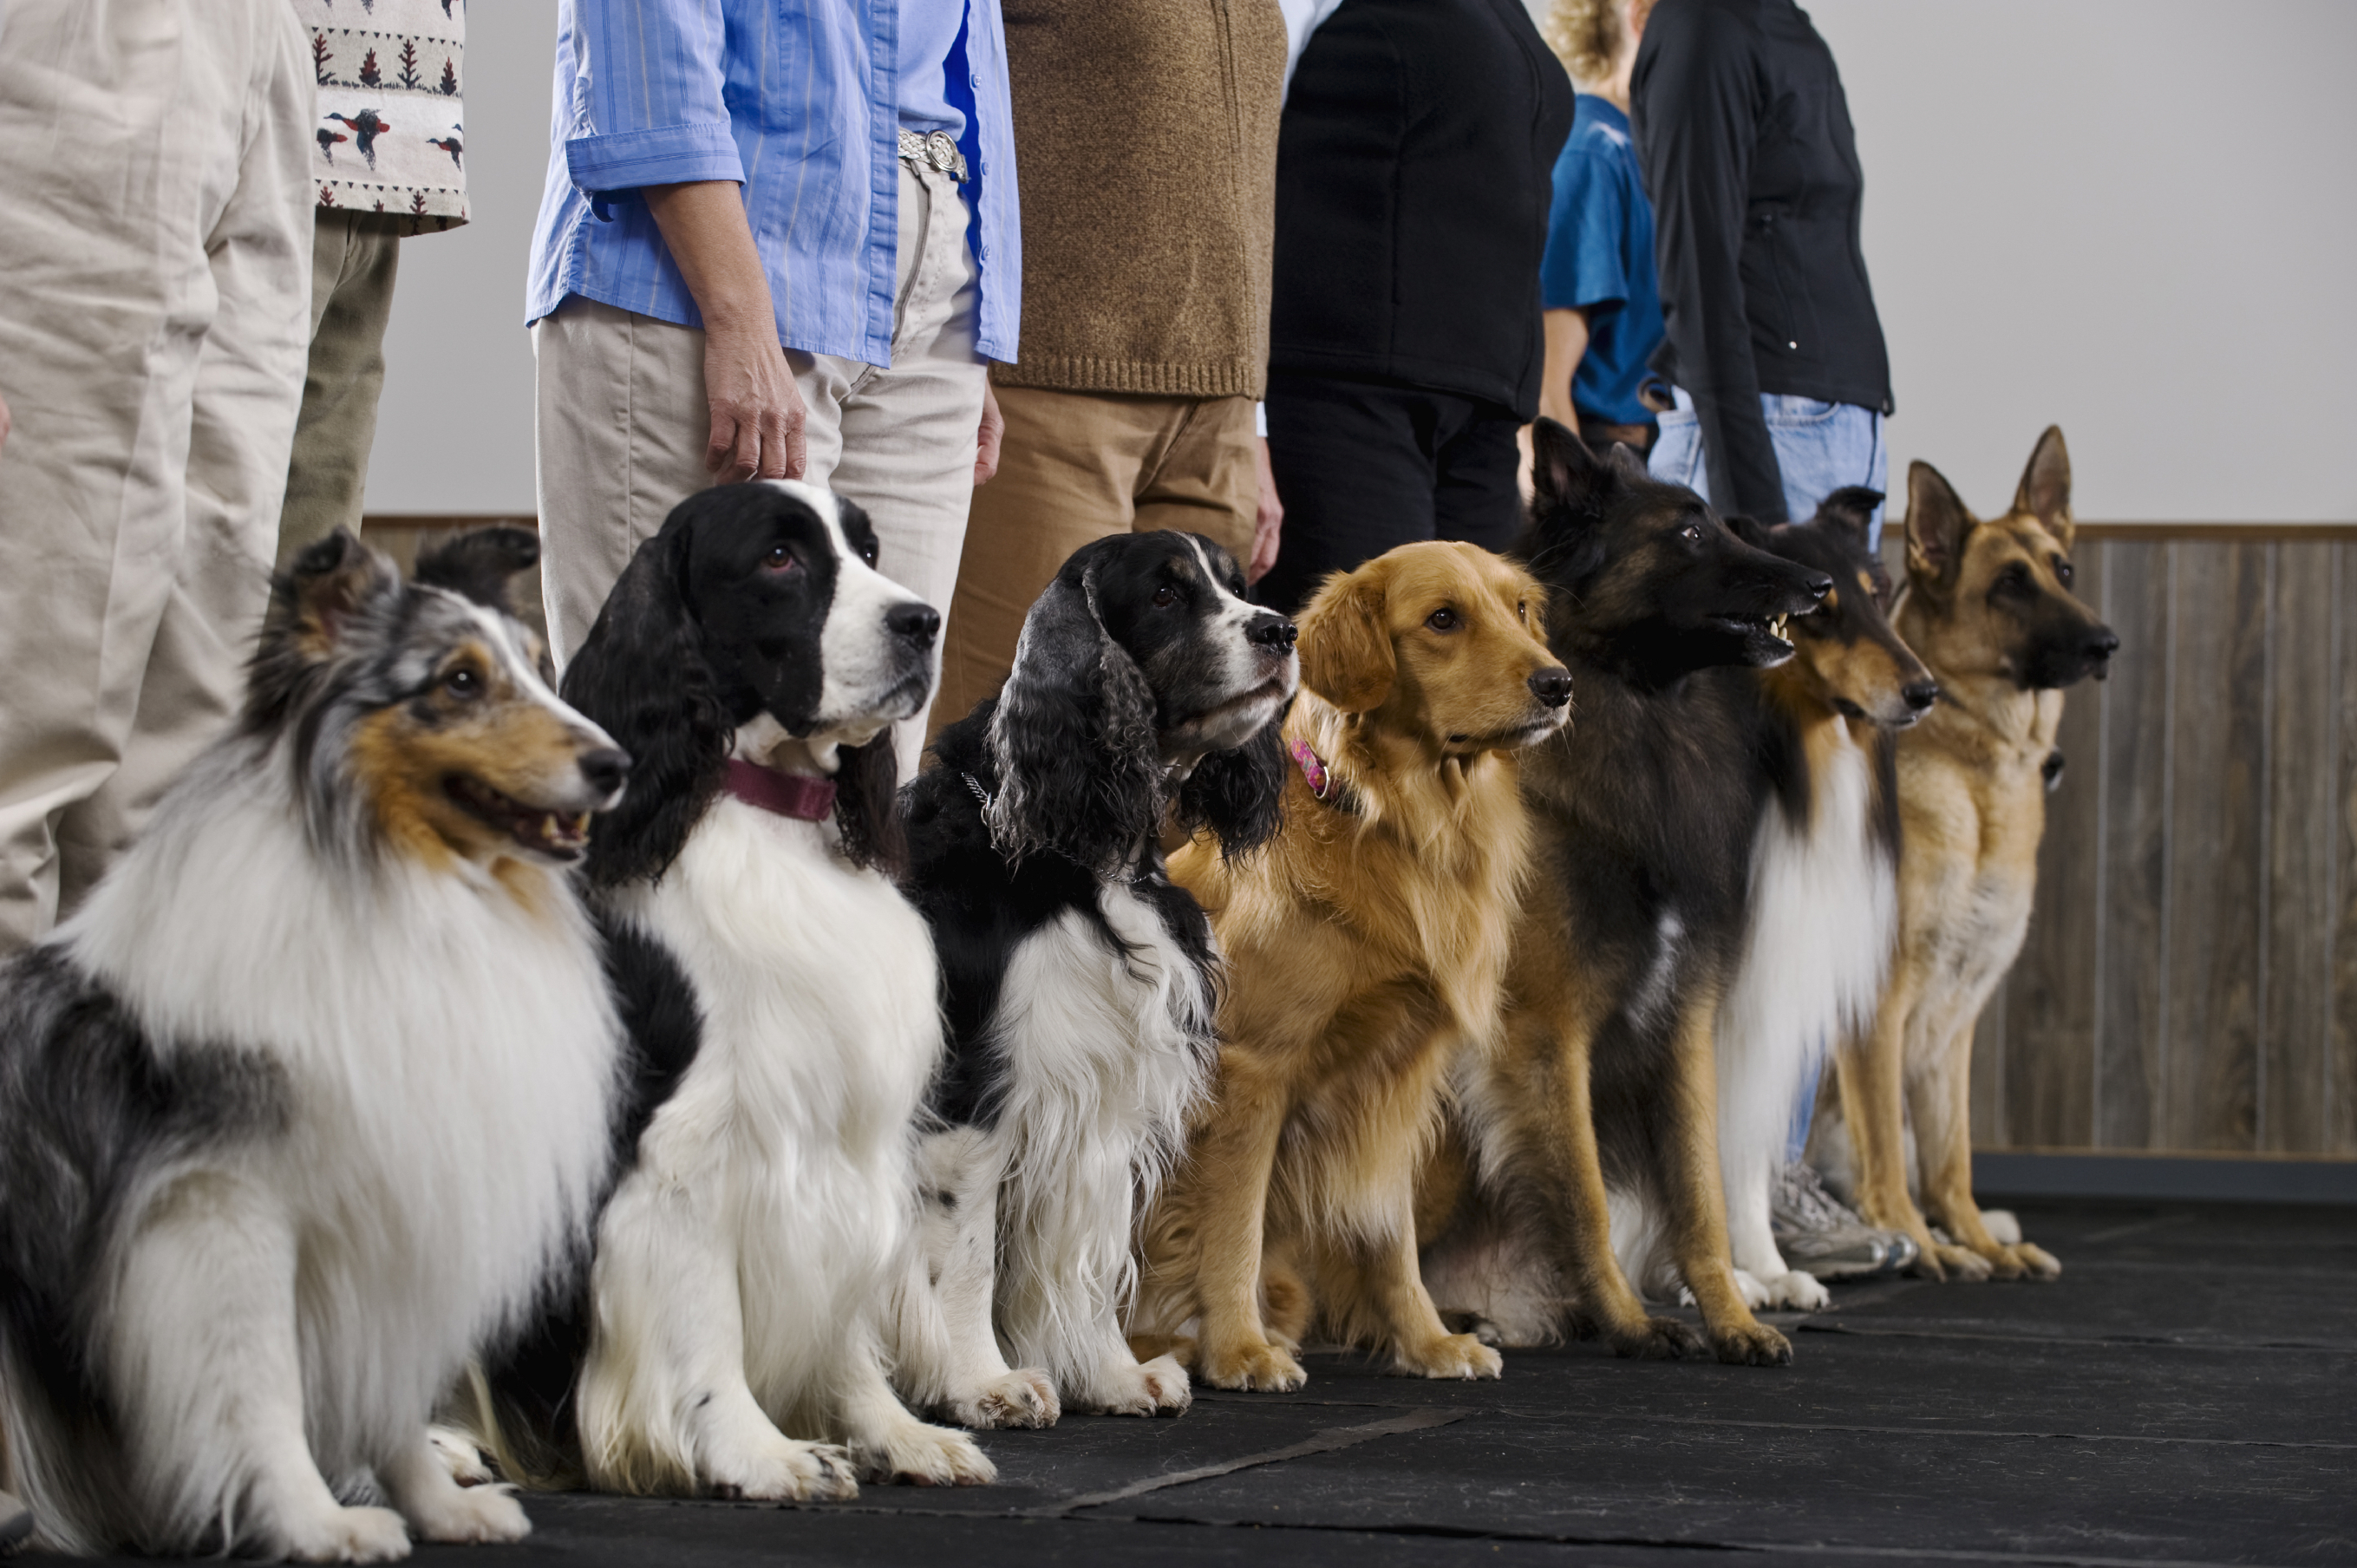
[897,127,969,182]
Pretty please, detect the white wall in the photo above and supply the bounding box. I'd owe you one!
[368,0,2357,522]
[363,0,557,516]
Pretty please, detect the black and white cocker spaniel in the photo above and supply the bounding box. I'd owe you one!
[473,480,990,1498]
[896,531,1298,1421]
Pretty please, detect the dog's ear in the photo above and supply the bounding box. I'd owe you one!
[1905,461,1974,592]
[560,523,733,888]
[1813,487,1884,557]
[1174,720,1289,860]
[2012,425,2073,551]
[1528,417,1610,519]
[829,730,906,879]
[245,529,405,731]
[415,526,540,617]
[984,565,1163,875]
[1296,565,1395,714]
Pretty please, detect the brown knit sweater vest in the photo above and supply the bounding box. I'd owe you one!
[992,0,1286,399]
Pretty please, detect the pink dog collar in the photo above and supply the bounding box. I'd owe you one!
[1289,739,1333,801]
[723,758,838,822]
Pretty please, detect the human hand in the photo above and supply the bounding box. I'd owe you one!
[974,378,1003,486]
[702,323,806,481]
[1248,434,1283,584]
[0,389,11,453]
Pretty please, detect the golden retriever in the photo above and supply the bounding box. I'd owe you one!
[1130,540,1570,1390]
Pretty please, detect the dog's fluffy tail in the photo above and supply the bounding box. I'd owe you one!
[1,1329,136,1555]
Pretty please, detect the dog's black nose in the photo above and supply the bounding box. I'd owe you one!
[2085,626,2120,662]
[1803,572,1833,600]
[1902,679,1940,712]
[887,602,942,649]
[1248,614,1298,650]
[579,748,631,795]
[1529,668,1573,708]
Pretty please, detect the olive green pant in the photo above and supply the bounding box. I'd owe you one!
[277,210,403,565]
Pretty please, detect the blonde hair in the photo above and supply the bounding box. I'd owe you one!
[1545,0,1652,88]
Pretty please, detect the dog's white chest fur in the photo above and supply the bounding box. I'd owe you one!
[69,781,620,1469]
[608,800,941,1397]
[988,880,1212,1378]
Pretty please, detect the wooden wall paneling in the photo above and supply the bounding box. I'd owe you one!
[2262,541,2334,1152]
[2000,544,2106,1147]
[2334,543,2357,1153]
[2094,540,2169,1147]
[2159,540,2265,1151]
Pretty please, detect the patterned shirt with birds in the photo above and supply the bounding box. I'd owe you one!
[301,0,467,232]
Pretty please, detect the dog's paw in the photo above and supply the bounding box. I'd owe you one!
[947,1369,1060,1430]
[1711,1321,1794,1367]
[1198,1338,1307,1393]
[708,1435,859,1502]
[1756,1270,1831,1312]
[1395,1332,1503,1382]
[2008,1240,2061,1279]
[855,1421,996,1487]
[1731,1269,1770,1310]
[404,1480,530,1545]
[1608,1315,1704,1361]
[426,1425,494,1486]
[1923,1241,1994,1283]
[1074,1354,1194,1417]
[278,1504,412,1563]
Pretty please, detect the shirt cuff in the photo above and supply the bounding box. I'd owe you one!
[565,122,745,196]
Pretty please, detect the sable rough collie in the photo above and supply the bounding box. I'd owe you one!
[1133,540,1570,1391]
[1420,423,1826,1366]
[1812,429,2115,1281]
[0,530,628,1559]
[899,532,1296,1421]
[470,480,990,1499]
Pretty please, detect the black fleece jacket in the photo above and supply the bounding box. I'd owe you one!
[1632,0,1892,521]
[1269,0,1574,417]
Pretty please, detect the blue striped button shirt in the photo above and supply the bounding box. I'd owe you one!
[526,0,1020,366]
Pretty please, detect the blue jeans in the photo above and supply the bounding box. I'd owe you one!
[1649,389,1887,552]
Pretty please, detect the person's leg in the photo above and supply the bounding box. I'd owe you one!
[277,212,402,565]
[1762,395,1887,547]
[1129,394,1260,566]
[0,0,311,947]
[1430,399,1526,556]
[533,298,718,667]
[1257,375,1437,616]
[825,162,987,776]
[932,387,1165,738]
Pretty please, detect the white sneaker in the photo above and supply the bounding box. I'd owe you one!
[1772,1163,1920,1279]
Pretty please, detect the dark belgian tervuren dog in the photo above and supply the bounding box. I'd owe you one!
[1420,421,1829,1366]
[1811,428,2115,1281]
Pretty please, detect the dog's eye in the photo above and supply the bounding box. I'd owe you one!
[1517,600,1529,622]
[2053,557,2074,586]
[1427,607,1459,632]
[1680,523,1702,543]
[764,543,799,572]
[1152,585,1179,608]
[859,540,878,566]
[443,667,483,700]
[1996,563,2032,594]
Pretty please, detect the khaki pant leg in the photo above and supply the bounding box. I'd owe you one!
[1132,394,1261,565]
[931,388,1171,742]
[278,212,403,565]
[532,297,715,668]
[0,0,312,951]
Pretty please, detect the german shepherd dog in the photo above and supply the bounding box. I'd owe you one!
[1420,422,1828,1366]
[1811,428,2116,1281]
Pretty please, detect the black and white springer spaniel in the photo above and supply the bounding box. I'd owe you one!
[471,480,991,1498]
[897,532,1298,1420]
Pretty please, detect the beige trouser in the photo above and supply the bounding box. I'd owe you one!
[0,0,314,953]
[536,162,987,779]
[278,212,405,565]
[932,387,1258,736]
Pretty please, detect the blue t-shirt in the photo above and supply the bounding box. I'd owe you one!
[1538,95,1664,428]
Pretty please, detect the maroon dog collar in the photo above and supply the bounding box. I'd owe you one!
[723,758,837,822]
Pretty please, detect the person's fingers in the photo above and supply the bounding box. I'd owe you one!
[754,403,790,480]
[780,408,808,481]
[705,408,740,477]
[719,405,761,482]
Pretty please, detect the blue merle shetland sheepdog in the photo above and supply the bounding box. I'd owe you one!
[0,530,630,1560]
